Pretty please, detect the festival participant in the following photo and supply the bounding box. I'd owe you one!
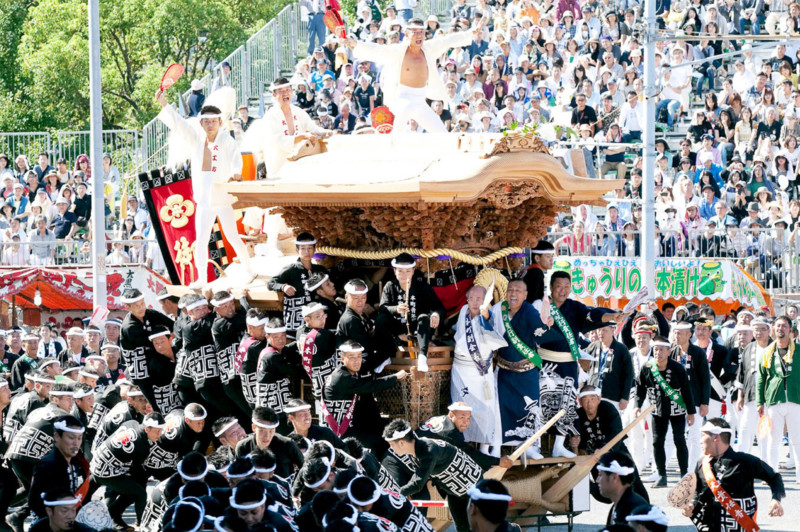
[490,278,556,459]
[120,288,174,410]
[210,290,251,419]
[376,252,446,372]
[756,315,800,482]
[450,284,506,453]
[625,504,670,532]
[235,406,305,478]
[684,418,785,531]
[346,475,435,532]
[212,416,247,451]
[28,415,88,520]
[336,279,383,370]
[155,89,253,287]
[586,323,634,412]
[323,499,399,532]
[145,325,182,415]
[417,402,512,470]
[323,340,408,455]
[626,319,656,471]
[57,328,89,368]
[28,488,94,532]
[523,240,555,307]
[255,317,304,434]
[465,479,517,532]
[344,18,484,133]
[97,344,124,389]
[92,385,149,452]
[3,371,53,442]
[261,78,333,177]
[305,272,344,329]
[596,451,648,526]
[5,383,74,531]
[267,233,329,333]
[297,457,338,506]
[90,413,166,528]
[0,379,18,524]
[693,317,732,419]
[229,477,296,530]
[286,398,346,449]
[238,308,269,409]
[537,271,621,458]
[83,325,102,356]
[70,384,95,459]
[671,320,711,470]
[10,336,43,390]
[143,403,208,480]
[382,418,482,532]
[104,317,122,347]
[634,335,696,487]
[296,302,339,408]
[735,318,771,457]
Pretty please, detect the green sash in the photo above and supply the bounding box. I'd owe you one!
[649,360,686,409]
[500,302,542,368]
[550,304,581,362]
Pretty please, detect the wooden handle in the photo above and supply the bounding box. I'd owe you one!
[509,409,565,461]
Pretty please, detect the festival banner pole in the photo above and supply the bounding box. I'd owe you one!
[88,0,107,310]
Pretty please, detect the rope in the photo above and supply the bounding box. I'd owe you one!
[315,246,526,265]
[474,267,509,301]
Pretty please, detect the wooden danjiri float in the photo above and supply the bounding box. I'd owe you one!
[224,131,628,528]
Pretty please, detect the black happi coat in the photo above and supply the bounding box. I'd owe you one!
[323,366,398,436]
[296,324,339,401]
[635,358,696,417]
[3,390,45,443]
[577,400,626,454]
[143,410,203,472]
[267,259,329,331]
[255,342,305,413]
[121,309,174,383]
[586,339,635,403]
[378,278,445,331]
[212,307,247,385]
[181,314,221,391]
[234,433,304,478]
[240,336,267,407]
[6,403,68,464]
[670,344,711,409]
[92,400,143,452]
[416,415,499,470]
[607,486,649,526]
[90,420,152,478]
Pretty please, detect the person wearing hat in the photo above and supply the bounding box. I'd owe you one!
[49,195,77,241]
[375,252,445,372]
[417,401,512,470]
[323,340,408,455]
[343,17,484,133]
[267,231,329,333]
[756,315,800,482]
[90,413,166,528]
[634,335,696,487]
[186,79,205,117]
[155,86,254,288]
[56,327,89,370]
[684,417,785,530]
[9,332,44,390]
[382,418,482,532]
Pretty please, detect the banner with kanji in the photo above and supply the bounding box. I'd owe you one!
[0,265,168,311]
[552,257,770,313]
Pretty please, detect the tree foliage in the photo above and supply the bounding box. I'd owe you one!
[0,0,293,132]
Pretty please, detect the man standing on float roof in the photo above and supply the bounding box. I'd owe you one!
[343,17,485,133]
[155,89,253,288]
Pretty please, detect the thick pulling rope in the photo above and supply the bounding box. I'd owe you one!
[315,246,526,265]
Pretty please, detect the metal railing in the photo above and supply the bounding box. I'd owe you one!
[0,238,161,269]
[543,227,800,293]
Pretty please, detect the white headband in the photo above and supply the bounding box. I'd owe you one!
[384,427,411,442]
[340,344,365,354]
[66,328,84,337]
[185,299,209,311]
[42,496,81,507]
[406,22,426,30]
[127,390,145,397]
[39,359,59,370]
[23,335,40,341]
[227,466,255,479]
[531,249,555,255]
[210,295,234,307]
[578,389,601,399]
[74,388,94,399]
[738,310,755,318]
[0,380,8,390]
[333,486,349,495]
[246,317,269,327]
[347,477,381,506]
[213,419,239,437]
[229,489,266,509]
[626,506,669,526]
[294,237,317,245]
[156,292,173,301]
[33,376,56,384]
[143,418,166,429]
[751,318,771,327]
[148,330,171,341]
[345,282,368,295]
[254,464,276,474]
[50,390,75,397]
[53,420,85,434]
[121,294,144,304]
[322,506,358,528]
[306,274,329,292]
[651,341,671,348]
[304,462,332,489]
[271,82,292,92]
[264,326,287,334]
[672,323,692,330]
[302,303,326,318]
[171,501,204,532]
[178,460,210,481]
[700,422,734,435]
[198,112,222,119]
[106,319,123,326]
[391,259,416,269]
[186,406,207,421]
[253,419,279,429]
[87,354,109,362]
[466,486,512,502]
[597,460,635,476]
[447,404,473,412]
[285,404,312,414]
[79,371,98,379]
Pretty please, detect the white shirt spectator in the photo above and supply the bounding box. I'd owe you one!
[619,100,645,134]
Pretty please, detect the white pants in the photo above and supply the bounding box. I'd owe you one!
[623,405,653,471]
[391,85,447,133]
[725,393,739,435]
[767,402,800,481]
[708,399,723,419]
[736,401,767,461]
[194,202,252,285]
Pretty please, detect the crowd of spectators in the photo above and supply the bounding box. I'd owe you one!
[0,151,166,272]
